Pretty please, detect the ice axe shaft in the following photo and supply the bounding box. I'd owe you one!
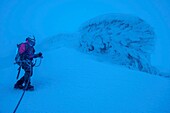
[16,66,21,79]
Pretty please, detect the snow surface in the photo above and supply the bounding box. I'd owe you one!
[0,0,170,113]
[1,45,170,113]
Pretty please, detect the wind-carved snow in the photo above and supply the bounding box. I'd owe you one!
[38,14,169,77]
[79,14,159,75]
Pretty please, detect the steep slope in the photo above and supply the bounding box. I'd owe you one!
[1,47,170,113]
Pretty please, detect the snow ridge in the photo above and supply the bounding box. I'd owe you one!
[38,33,80,52]
[38,14,169,77]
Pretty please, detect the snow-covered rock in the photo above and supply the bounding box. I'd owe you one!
[79,13,158,75]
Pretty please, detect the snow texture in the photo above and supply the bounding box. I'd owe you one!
[0,1,170,113]
[79,14,159,75]
[1,47,170,113]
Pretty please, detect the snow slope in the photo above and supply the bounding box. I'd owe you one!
[0,0,170,112]
[1,46,170,113]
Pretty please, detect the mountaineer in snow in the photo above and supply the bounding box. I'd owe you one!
[14,36,43,90]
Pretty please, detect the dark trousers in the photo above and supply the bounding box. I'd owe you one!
[16,62,33,86]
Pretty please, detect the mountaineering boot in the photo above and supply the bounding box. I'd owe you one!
[25,84,34,91]
[14,84,24,89]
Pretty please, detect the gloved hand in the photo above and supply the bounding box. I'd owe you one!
[38,52,42,57]
[34,52,43,58]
